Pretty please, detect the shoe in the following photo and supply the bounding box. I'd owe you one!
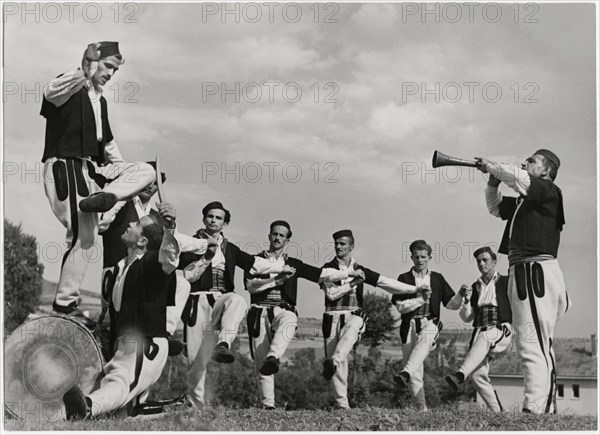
[264,406,276,410]
[259,356,280,376]
[445,373,463,392]
[63,385,90,420]
[393,371,410,389]
[79,192,118,213]
[53,302,96,329]
[322,359,336,380]
[168,336,185,356]
[211,342,235,364]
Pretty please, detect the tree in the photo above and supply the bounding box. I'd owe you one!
[361,291,399,348]
[3,219,44,334]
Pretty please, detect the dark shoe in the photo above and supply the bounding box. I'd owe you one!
[259,356,280,376]
[211,342,235,364]
[445,373,464,392]
[168,336,185,356]
[264,406,276,410]
[79,192,118,213]
[322,359,337,380]
[63,385,90,420]
[393,371,410,389]
[53,302,96,329]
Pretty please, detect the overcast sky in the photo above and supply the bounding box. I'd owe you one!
[3,2,597,338]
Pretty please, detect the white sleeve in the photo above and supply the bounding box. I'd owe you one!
[174,233,209,254]
[486,162,531,196]
[445,293,463,311]
[159,228,180,275]
[376,276,417,295]
[485,185,502,218]
[103,140,125,163]
[318,268,349,283]
[250,257,285,275]
[394,297,426,314]
[322,281,355,301]
[246,277,277,294]
[459,302,474,323]
[44,69,88,107]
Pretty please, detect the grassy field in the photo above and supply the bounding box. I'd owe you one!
[5,404,597,432]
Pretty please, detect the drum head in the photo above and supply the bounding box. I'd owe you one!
[4,315,104,421]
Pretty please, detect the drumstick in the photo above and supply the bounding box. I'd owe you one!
[154,154,174,225]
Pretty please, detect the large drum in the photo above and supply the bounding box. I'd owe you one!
[4,315,104,422]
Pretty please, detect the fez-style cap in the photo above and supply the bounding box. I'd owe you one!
[146,161,166,184]
[535,149,560,169]
[332,229,353,240]
[203,201,227,217]
[98,41,122,59]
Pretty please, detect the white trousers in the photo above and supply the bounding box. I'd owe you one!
[44,157,155,308]
[459,323,512,412]
[185,291,247,407]
[88,336,168,416]
[508,259,570,414]
[248,305,297,407]
[400,318,441,411]
[323,311,365,409]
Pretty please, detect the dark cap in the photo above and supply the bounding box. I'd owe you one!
[98,41,122,59]
[202,201,230,223]
[270,220,292,238]
[332,229,353,240]
[535,149,560,169]
[473,246,497,261]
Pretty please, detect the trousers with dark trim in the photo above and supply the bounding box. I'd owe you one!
[459,322,512,412]
[43,157,155,308]
[183,291,247,407]
[322,310,365,409]
[247,304,297,407]
[87,336,168,417]
[508,259,570,414]
[400,317,442,411]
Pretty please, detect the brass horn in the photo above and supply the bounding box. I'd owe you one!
[432,150,478,168]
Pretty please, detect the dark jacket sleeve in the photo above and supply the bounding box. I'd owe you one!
[439,274,456,306]
[234,245,258,272]
[499,196,518,221]
[359,266,380,287]
[296,260,322,283]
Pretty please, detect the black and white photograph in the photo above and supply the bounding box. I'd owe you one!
[2,1,598,431]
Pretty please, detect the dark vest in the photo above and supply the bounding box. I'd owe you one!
[470,274,512,325]
[178,235,255,293]
[392,271,455,320]
[101,201,140,268]
[498,177,565,256]
[115,250,176,339]
[40,83,113,163]
[245,254,321,306]
[321,258,380,310]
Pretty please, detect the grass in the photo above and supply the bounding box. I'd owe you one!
[5,404,597,432]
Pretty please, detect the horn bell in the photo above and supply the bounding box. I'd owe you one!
[432,150,478,168]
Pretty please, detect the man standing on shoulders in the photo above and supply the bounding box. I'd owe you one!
[445,247,512,412]
[41,41,155,323]
[178,202,295,408]
[320,229,428,409]
[476,150,570,414]
[244,221,365,410]
[392,239,462,411]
